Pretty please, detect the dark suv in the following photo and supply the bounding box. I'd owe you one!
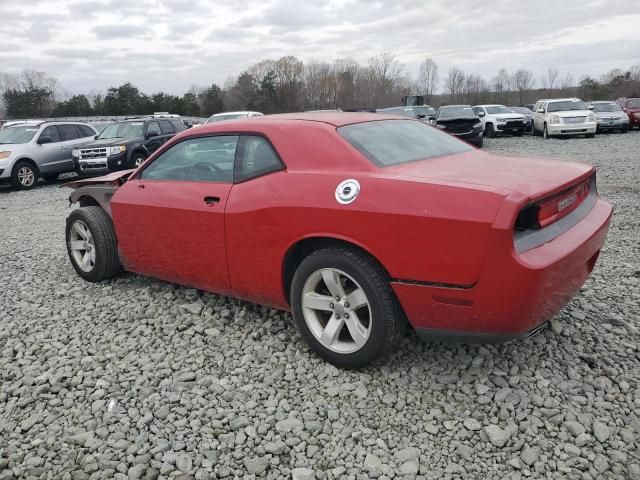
[72,117,185,174]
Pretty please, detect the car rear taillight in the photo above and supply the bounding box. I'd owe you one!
[515,178,591,231]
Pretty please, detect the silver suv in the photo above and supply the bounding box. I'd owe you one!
[0,121,97,189]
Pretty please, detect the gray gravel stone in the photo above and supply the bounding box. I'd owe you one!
[1,135,639,479]
[484,425,511,447]
[291,467,314,480]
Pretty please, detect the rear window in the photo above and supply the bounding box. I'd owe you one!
[338,120,473,167]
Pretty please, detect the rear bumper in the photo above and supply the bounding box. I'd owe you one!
[393,197,612,342]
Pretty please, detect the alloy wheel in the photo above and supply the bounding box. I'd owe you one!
[17,166,35,187]
[68,220,96,273]
[301,268,372,354]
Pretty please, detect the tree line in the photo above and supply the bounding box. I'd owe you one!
[1,55,639,119]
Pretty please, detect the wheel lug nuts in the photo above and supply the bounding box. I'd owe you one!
[335,314,340,319]
[344,302,350,308]
[329,303,334,309]
[343,313,349,319]
[335,296,340,301]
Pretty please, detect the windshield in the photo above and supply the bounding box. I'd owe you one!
[485,105,513,114]
[207,113,247,123]
[510,107,532,114]
[413,106,436,117]
[547,100,588,112]
[0,125,39,144]
[98,121,144,139]
[627,99,640,108]
[437,107,476,119]
[591,103,621,113]
[338,119,473,167]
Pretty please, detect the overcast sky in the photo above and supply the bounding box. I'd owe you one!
[1,0,639,95]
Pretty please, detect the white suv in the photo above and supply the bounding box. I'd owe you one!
[532,98,597,139]
[472,105,526,137]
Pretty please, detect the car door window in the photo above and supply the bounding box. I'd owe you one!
[140,135,238,183]
[146,121,161,137]
[58,124,81,141]
[40,126,61,143]
[235,136,284,183]
[158,120,174,135]
[78,125,95,137]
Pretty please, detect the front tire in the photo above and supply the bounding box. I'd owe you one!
[484,123,495,138]
[11,161,38,190]
[66,207,122,282]
[543,123,551,139]
[585,133,595,138]
[291,247,405,368]
[131,152,147,168]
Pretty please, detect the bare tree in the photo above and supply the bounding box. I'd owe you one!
[560,73,574,89]
[417,58,439,102]
[368,52,403,105]
[512,69,535,106]
[492,68,510,103]
[546,68,559,92]
[445,67,466,103]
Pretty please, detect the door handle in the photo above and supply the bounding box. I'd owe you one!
[204,196,220,206]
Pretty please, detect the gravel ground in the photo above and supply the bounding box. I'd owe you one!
[1,131,639,480]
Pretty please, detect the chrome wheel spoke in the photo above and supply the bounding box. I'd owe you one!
[345,288,367,310]
[69,240,85,251]
[345,312,368,348]
[321,269,346,298]
[69,220,95,273]
[320,315,344,347]
[302,292,334,311]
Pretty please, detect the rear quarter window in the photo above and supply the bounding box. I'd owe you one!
[338,120,473,167]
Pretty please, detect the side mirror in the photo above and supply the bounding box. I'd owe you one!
[537,108,545,113]
[37,136,52,145]
[94,135,99,140]
[588,105,594,110]
[478,111,485,117]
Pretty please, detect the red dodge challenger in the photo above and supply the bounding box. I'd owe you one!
[65,113,612,367]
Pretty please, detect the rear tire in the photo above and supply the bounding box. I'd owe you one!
[65,207,122,282]
[11,161,38,190]
[585,133,595,138]
[291,247,405,368]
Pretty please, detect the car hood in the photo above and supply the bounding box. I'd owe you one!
[64,169,135,189]
[547,110,591,118]
[384,151,594,201]
[436,117,478,123]
[594,111,627,118]
[81,137,143,148]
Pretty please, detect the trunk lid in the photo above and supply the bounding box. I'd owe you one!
[385,151,594,201]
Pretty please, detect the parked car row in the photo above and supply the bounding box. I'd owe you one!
[2,97,637,190]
